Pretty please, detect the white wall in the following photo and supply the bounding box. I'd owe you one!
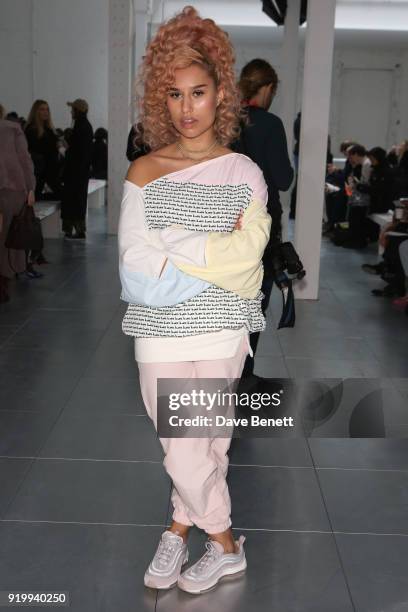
[330,47,408,153]
[0,0,33,114]
[0,0,108,131]
[234,42,408,155]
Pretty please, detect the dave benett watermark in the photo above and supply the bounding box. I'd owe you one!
[167,413,294,428]
[157,378,396,438]
[157,378,297,438]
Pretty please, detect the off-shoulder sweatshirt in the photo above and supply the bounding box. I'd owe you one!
[117,152,271,362]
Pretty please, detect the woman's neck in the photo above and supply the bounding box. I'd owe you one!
[177,134,218,154]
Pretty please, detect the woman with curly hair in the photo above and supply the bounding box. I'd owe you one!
[118,5,271,594]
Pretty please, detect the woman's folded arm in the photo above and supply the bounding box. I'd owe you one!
[118,180,210,306]
[163,198,271,299]
[160,162,271,299]
[119,160,270,303]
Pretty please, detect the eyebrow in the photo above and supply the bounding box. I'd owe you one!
[168,83,209,91]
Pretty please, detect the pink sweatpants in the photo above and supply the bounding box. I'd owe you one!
[137,335,249,534]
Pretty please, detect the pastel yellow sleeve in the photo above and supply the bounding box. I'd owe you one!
[175,198,271,299]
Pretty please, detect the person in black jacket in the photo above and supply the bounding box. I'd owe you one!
[231,58,294,376]
[393,140,408,199]
[324,140,357,234]
[232,59,293,240]
[91,127,108,180]
[25,99,61,201]
[126,122,151,162]
[61,99,94,239]
[351,147,393,244]
[364,147,394,214]
[293,112,301,169]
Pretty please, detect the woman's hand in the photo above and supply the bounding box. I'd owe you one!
[234,210,244,230]
[27,190,35,207]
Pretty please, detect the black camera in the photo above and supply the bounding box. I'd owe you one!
[266,241,305,287]
[263,241,306,328]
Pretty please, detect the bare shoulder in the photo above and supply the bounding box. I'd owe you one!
[126,146,175,187]
[126,152,159,188]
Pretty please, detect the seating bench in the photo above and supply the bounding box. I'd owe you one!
[36,179,107,237]
[35,201,61,239]
[368,210,407,255]
[368,211,393,228]
[87,179,107,209]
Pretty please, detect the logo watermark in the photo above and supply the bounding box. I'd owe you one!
[156,378,404,438]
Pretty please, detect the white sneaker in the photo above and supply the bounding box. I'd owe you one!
[177,535,246,594]
[144,530,189,589]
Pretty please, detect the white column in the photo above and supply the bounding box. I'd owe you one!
[30,0,36,103]
[132,0,150,118]
[280,0,301,163]
[279,0,301,241]
[108,0,133,235]
[294,0,336,300]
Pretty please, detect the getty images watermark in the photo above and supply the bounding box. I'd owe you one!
[157,377,298,438]
[157,378,403,438]
[166,386,294,429]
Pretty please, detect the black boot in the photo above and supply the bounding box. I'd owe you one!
[361,262,385,275]
[372,285,398,297]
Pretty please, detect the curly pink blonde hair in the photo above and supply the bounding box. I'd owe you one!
[135,5,244,151]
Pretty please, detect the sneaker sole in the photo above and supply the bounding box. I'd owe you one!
[144,576,178,590]
[144,553,189,590]
[177,558,247,594]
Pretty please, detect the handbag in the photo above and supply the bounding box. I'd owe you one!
[348,184,370,208]
[5,202,43,251]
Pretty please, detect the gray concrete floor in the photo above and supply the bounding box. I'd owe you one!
[0,208,407,611]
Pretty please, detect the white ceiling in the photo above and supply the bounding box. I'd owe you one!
[152,0,408,50]
[222,24,408,50]
[155,0,408,27]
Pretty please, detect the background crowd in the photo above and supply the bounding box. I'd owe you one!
[0,99,108,302]
[322,138,408,309]
[1,65,408,315]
